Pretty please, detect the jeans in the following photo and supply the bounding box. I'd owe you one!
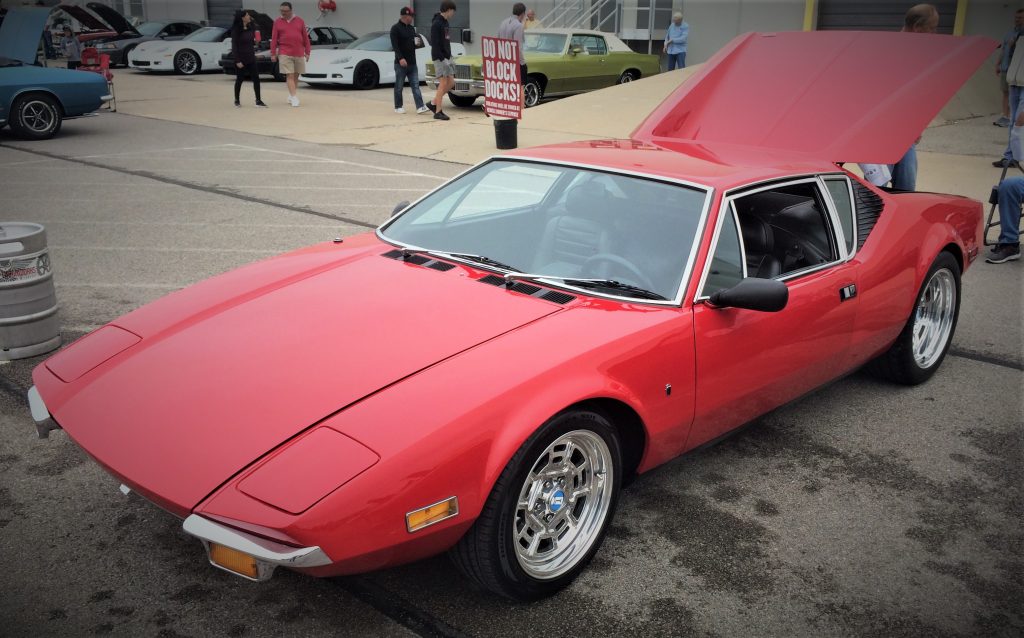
[1003,84,1024,160]
[890,144,917,191]
[667,52,686,71]
[234,61,261,102]
[997,176,1024,244]
[394,62,424,110]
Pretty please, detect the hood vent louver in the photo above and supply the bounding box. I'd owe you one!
[381,249,455,271]
[477,275,575,305]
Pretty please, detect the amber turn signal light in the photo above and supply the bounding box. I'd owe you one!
[406,496,459,533]
[209,542,260,579]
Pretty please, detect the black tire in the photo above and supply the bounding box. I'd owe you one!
[450,408,622,601]
[523,76,543,108]
[9,93,62,140]
[352,60,379,90]
[174,49,201,75]
[866,251,961,385]
[617,70,639,84]
[448,93,477,108]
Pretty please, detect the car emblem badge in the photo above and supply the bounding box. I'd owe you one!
[549,490,565,513]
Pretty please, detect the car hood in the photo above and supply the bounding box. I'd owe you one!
[633,31,997,164]
[0,7,48,63]
[56,4,113,32]
[85,2,138,36]
[38,240,561,515]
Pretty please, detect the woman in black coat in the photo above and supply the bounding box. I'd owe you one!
[232,10,266,108]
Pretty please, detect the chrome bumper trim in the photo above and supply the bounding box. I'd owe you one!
[100,94,113,103]
[27,386,61,439]
[183,514,332,582]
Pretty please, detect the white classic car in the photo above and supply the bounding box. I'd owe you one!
[299,31,465,90]
[129,26,231,75]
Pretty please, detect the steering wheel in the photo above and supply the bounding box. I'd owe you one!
[581,253,656,291]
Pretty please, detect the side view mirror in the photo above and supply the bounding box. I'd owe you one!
[392,201,410,217]
[570,47,581,56]
[461,29,472,44]
[708,278,788,312]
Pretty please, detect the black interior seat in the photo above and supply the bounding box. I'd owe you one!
[740,215,781,279]
[532,185,613,275]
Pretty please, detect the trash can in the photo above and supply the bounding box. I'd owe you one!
[494,118,518,150]
[0,223,61,360]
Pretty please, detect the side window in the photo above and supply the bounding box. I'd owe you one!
[585,36,607,55]
[732,181,838,280]
[308,29,324,45]
[703,205,744,296]
[823,177,855,255]
[570,35,586,53]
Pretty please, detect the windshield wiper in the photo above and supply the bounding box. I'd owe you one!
[504,273,668,301]
[441,252,522,273]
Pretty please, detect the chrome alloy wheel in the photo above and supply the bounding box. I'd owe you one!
[513,430,613,579]
[178,51,198,74]
[912,268,956,369]
[20,99,57,134]
[524,82,540,108]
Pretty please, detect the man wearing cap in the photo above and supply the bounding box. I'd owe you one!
[391,7,429,114]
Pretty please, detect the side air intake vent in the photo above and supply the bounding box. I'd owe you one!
[852,182,884,249]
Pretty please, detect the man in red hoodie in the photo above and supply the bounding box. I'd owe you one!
[270,1,311,107]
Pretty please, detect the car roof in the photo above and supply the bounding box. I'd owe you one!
[498,139,839,192]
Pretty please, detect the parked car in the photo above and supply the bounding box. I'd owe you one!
[0,7,111,140]
[28,31,995,600]
[87,2,200,67]
[220,24,356,81]
[301,30,464,90]
[129,26,232,75]
[428,28,661,108]
[53,4,116,43]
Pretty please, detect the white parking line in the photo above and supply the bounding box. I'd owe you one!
[225,144,448,180]
[224,185,428,191]
[105,169,440,176]
[35,220,344,228]
[57,282,186,290]
[71,144,242,160]
[52,246,281,254]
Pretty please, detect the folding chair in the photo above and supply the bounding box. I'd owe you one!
[78,50,116,112]
[985,163,1024,246]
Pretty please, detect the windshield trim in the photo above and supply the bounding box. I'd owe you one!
[377,156,714,307]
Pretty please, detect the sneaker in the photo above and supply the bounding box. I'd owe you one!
[985,243,1021,263]
[416,106,430,114]
[234,100,241,108]
[288,95,299,107]
[426,102,436,113]
[994,116,1011,127]
[993,159,1019,168]
[255,100,268,108]
[433,111,450,121]
[395,107,405,114]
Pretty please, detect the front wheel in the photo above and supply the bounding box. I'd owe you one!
[448,93,477,108]
[450,409,622,600]
[866,251,961,385]
[523,77,543,108]
[352,60,379,90]
[10,93,62,140]
[174,49,200,75]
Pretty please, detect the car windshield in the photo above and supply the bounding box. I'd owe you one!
[524,33,566,53]
[380,160,709,301]
[184,27,226,42]
[136,22,166,36]
[347,32,390,51]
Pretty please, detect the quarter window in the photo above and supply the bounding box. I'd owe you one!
[704,206,744,296]
[570,35,607,55]
[823,177,856,255]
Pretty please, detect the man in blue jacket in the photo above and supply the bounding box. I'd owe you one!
[663,12,688,71]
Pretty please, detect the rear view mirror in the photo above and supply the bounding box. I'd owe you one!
[709,278,788,312]
[392,201,410,217]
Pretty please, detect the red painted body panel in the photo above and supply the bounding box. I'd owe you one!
[634,31,997,164]
[31,31,990,580]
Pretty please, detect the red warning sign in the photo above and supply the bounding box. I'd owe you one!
[482,36,522,120]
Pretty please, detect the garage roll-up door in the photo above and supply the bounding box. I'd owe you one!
[206,0,242,27]
[817,1,957,35]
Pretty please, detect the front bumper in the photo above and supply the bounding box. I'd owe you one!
[426,75,484,96]
[183,514,333,581]
[28,385,61,438]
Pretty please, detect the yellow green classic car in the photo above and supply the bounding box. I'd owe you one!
[427,29,661,108]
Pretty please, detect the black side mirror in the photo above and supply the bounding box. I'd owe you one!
[392,201,410,217]
[462,29,472,44]
[709,278,788,312]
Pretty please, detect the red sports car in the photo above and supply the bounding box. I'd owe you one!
[29,31,995,600]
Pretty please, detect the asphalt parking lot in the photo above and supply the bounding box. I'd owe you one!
[0,103,1021,637]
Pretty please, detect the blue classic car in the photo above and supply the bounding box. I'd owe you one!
[0,7,112,140]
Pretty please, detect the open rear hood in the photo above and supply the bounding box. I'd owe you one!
[85,1,138,36]
[56,4,113,32]
[633,31,997,164]
[0,7,48,64]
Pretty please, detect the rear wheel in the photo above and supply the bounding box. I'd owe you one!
[10,93,62,140]
[523,76,543,108]
[450,408,622,600]
[448,93,477,108]
[616,70,639,84]
[174,49,200,75]
[866,251,961,384]
[353,60,379,90]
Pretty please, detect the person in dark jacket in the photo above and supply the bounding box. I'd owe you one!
[231,10,267,108]
[390,6,428,114]
[427,1,456,121]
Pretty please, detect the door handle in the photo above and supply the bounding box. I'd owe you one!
[839,284,857,301]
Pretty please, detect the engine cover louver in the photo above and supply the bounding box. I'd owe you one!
[852,182,884,249]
